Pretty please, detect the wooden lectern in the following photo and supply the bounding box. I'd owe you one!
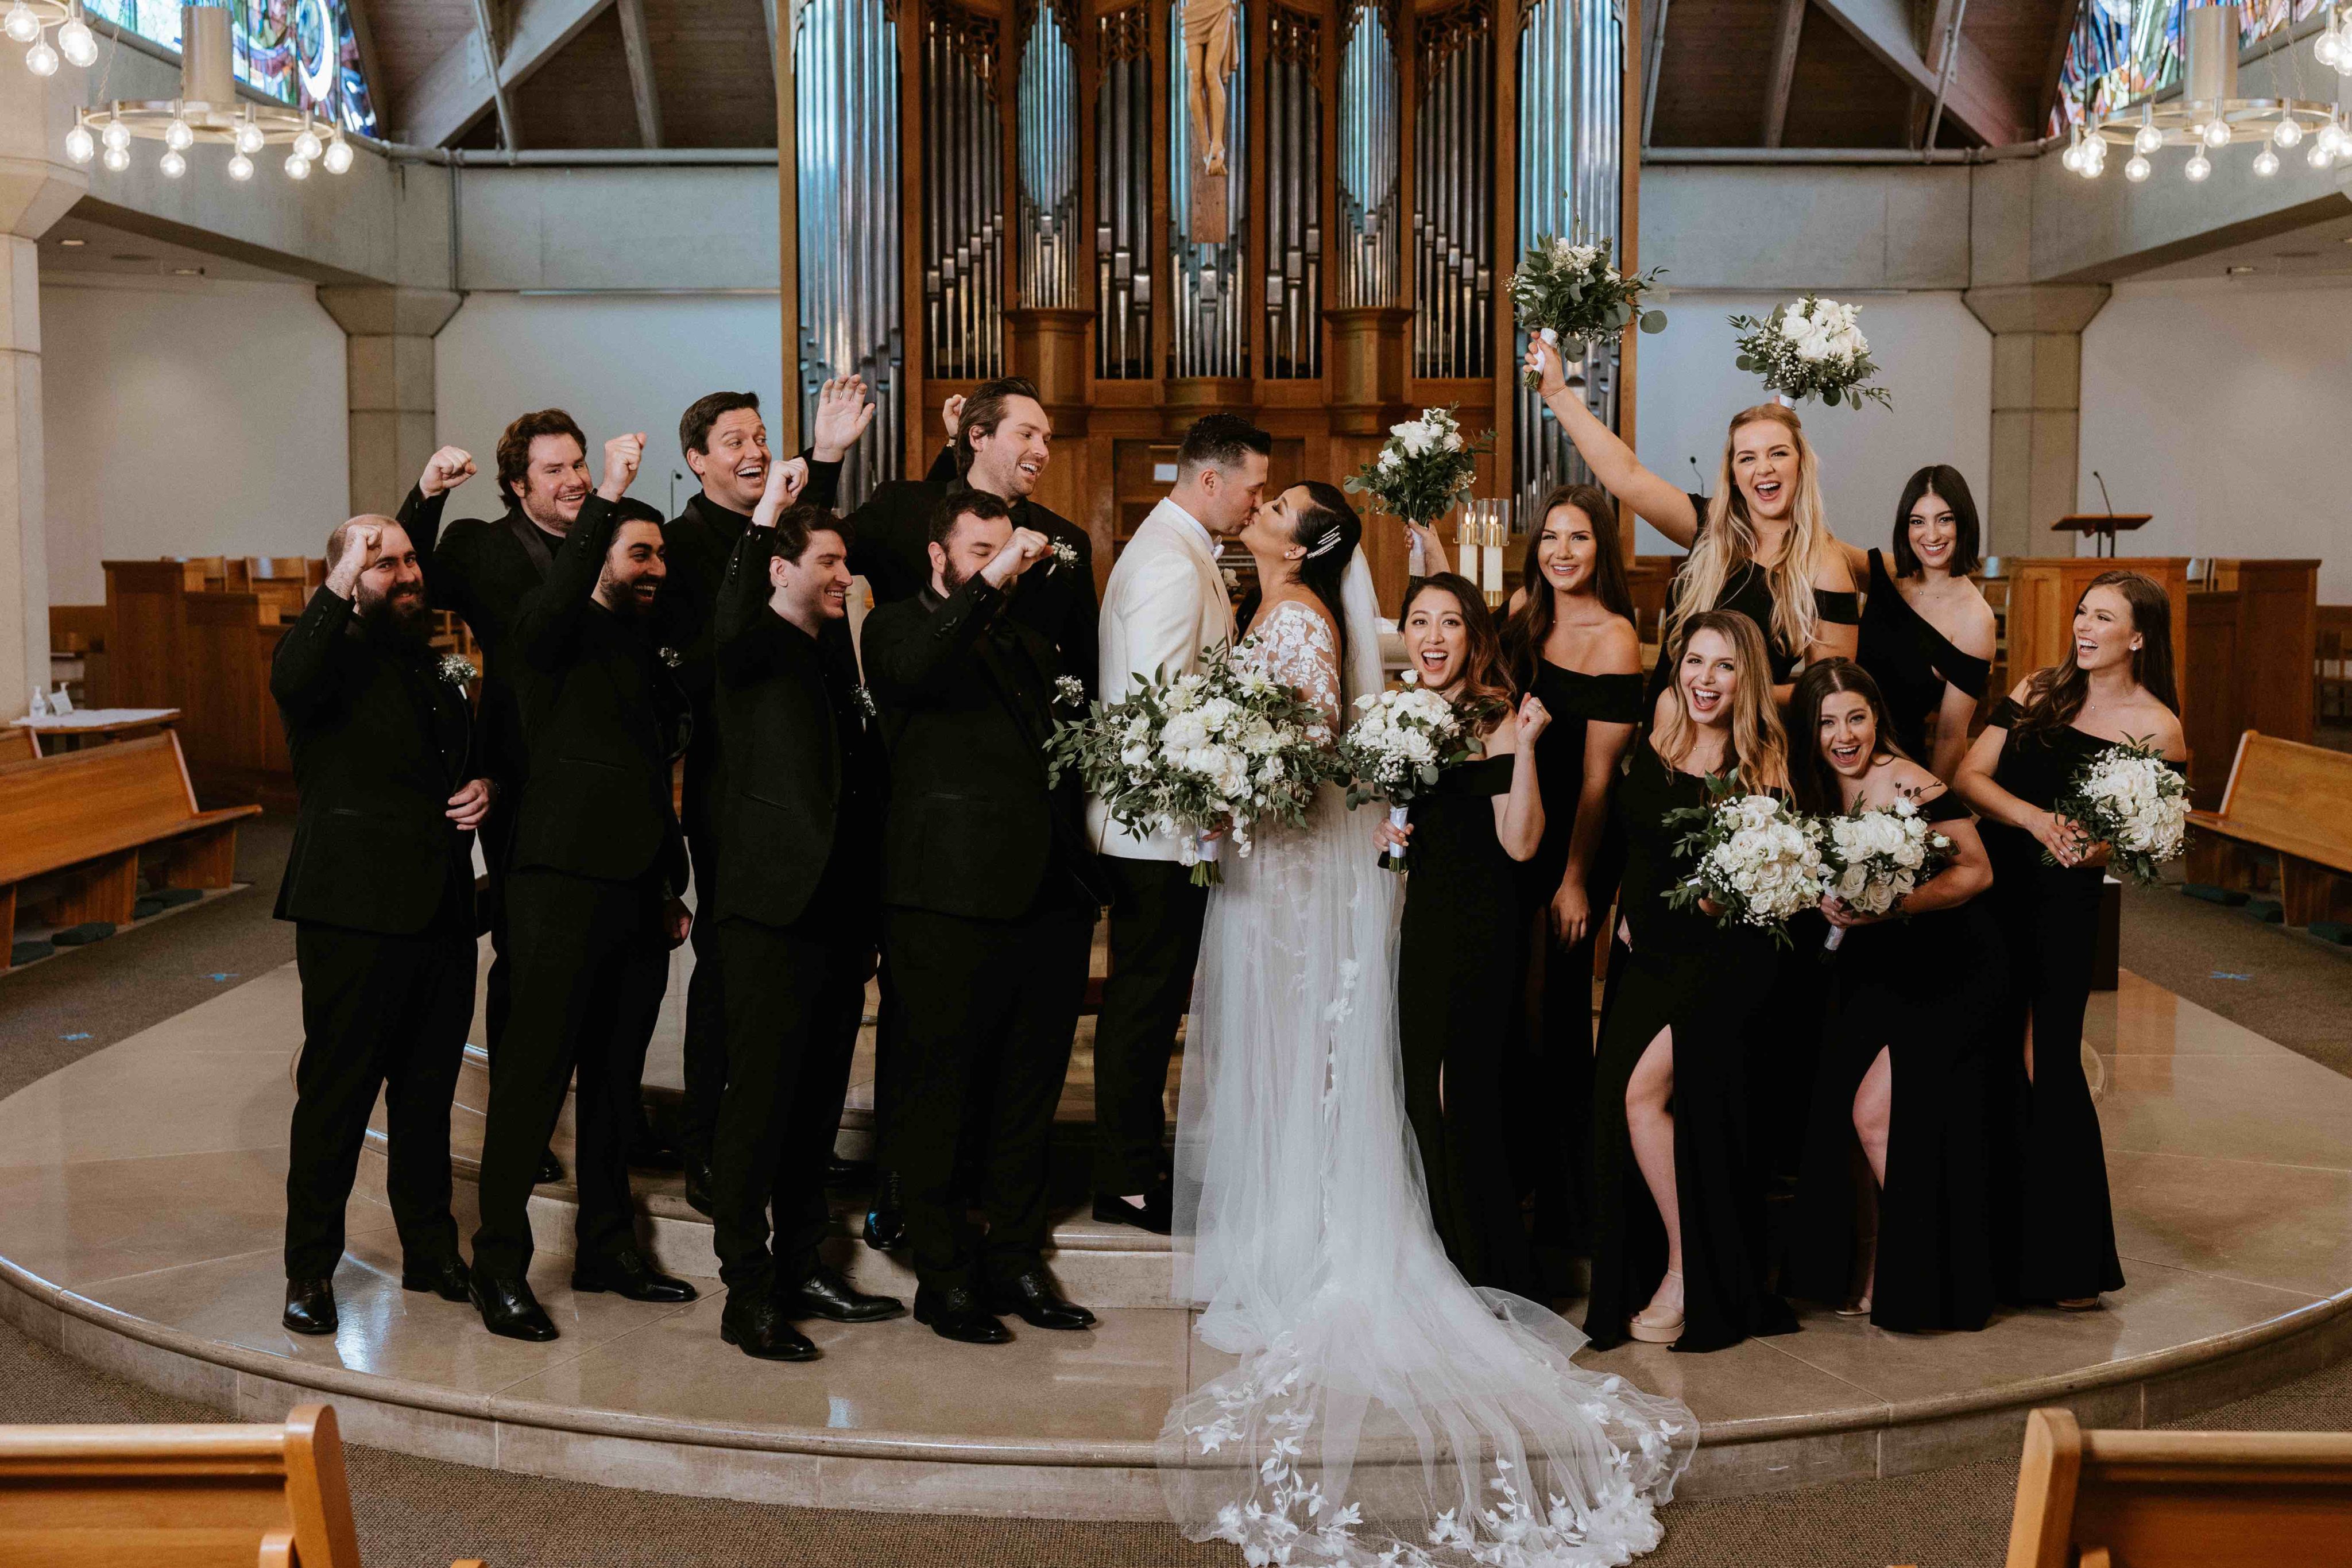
[2054,513,2153,559]
[2002,556,2192,723]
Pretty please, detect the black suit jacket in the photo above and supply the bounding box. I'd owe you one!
[505,493,691,891]
[842,478,1100,697]
[711,526,883,928]
[862,575,1106,921]
[272,586,477,936]
[407,489,563,795]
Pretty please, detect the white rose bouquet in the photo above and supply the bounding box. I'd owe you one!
[1728,295,1891,410]
[1664,781,1827,946]
[1333,670,1499,872]
[1341,405,1492,527]
[1047,644,1333,886]
[1818,792,1956,950]
[1508,231,1668,389]
[2050,737,2188,886]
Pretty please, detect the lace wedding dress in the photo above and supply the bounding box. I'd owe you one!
[1160,559,1695,1567]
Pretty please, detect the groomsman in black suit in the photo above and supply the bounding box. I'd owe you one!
[660,380,873,1211]
[862,490,1110,1344]
[705,480,903,1361]
[469,431,699,1342]
[272,491,497,1335]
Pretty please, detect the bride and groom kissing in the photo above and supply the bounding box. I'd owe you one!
[1096,416,1694,1565]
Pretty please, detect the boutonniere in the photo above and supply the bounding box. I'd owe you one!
[1047,539,1079,575]
[852,684,880,720]
[1054,675,1086,710]
[436,653,477,687]
[657,646,684,669]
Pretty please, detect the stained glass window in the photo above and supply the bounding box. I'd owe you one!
[2051,0,2331,132]
[82,0,379,137]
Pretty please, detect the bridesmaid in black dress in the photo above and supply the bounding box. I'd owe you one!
[1587,609,1800,1352]
[1496,485,1644,1261]
[1957,571,2187,1310]
[1785,660,2004,1333]
[1376,573,1554,1296]
[1837,466,1997,781]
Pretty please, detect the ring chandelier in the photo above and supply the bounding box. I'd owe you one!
[3,0,98,75]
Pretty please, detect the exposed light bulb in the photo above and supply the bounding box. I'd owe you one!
[2311,138,2338,168]
[322,137,352,175]
[292,127,322,162]
[101,119,129,151]
[234,121,264,154]
[63,123,92,163]
[227,151,253,181]
[2,3,38,45]
[2276,117,2304,148]
[25,36,57,73]
[2125,153,2153,181]
[58,16,94,66]
[284,153,311,180]
[2134,123,2162,155]
[2203,118,2232,148]
[2253,146,2280,177]
[2062,138,2083,172]
[158,148,186,179]
[164,117,194,152]
[100,144,128,172]
[2185,151,2213,181]
[2317,28,2340,67]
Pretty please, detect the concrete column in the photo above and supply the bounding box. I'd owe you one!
[1962,282,2111,562]
[1,80,88,722]
[316,286,465,518]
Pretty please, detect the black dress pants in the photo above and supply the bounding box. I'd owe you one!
[285,923,473,1280]
[471,870,671,1279]
[710,916,873,1296]
[886,901,1094,1292]
[1090,856,1206,1195]
[680,803,727,1163]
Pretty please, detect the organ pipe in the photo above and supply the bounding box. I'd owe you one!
[1094,2,1152,380]
[1335,1,1398,309]
[1413,0,1493,381]
[923,0,1006,382]
[1017,0,1079,309]
[1169,0,1247,381]
[1264,5,1322,379]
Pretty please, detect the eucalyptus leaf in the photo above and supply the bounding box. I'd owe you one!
[1640,311,1666,334]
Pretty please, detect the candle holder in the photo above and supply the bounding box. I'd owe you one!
[1455,500,1514,609]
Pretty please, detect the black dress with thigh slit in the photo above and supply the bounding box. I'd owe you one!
[1788,790,2006,1332]
[1585,741,1796,1352]
[1398,753,1541,1297]
[1855,548,1991,765]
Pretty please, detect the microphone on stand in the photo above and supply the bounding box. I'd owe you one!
[1687,457,1705,498]
[2092,470,2115,516]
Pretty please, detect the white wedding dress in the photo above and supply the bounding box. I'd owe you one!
[1159,557,1695,1567]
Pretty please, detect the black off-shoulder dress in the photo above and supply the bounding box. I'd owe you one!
[1585,741,1797,1353]
[1856,548,1991,764]
[1788,789,2007,1332]
[1645,498,1863,707]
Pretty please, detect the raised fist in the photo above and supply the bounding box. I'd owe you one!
[418,446,477,498]
[599,432,647,500]
[941,393,966,442]
[752,455,810,528]
[326,520,384,598]
[981,526,1053,588]
[1523,336,1566,398]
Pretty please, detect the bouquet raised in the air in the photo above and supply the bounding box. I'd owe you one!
[1508,231,1668,389]
[1818,791,1956,950]
[1728,295,1891,410]
[2050,736,2188,886]
[1342,406,1492,527]
[1048,644,1333,886]
[1665,780,1827,946]
[1335,670,1499,872]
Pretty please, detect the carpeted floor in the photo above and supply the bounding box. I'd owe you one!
[4,823,2351,1566]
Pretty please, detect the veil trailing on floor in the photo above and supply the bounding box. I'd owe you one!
[1162,553,1695,1567]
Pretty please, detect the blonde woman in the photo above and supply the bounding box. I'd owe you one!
[1586,611,1801,1353]
[1523,337,1858,709]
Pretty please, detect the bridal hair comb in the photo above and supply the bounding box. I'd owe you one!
[1304,525,1347,560]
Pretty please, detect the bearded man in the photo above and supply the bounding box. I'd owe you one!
[272,489,498,1337]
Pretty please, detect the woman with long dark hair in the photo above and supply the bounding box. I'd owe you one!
[1235,479,1361,655]
[1587,610,1800,1353]
[1956,571,2184,1310]
[1495,486,1643,1261]
[1832,466,1997,781]
[1374,575,1553,1294]
[1784,660,2003,1333]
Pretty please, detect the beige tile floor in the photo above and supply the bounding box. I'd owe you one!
[2,959,2349,1507]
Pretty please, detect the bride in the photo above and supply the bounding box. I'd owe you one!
[1160,481,1695,1566]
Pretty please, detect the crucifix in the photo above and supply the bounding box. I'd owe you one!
[1185,0,1237,242]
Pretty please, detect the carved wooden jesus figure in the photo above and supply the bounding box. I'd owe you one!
[1184,0,1237,175]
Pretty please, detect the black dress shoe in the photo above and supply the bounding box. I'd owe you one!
[626,1134,684,1172]
[986,1268,1097,1330]
[1091,1188,1173,1235]
[862,1170,907,1251]
[282,1277,337,1335]
[782,1263,903,1323]
[400,1255,473,1303]
[720,1295,819,1362]
[469,1273,558,1342]
[571,1249,698,1303]
[535,1147,566,1185]
[683,1153,715,1217]
[912,1284,1012,1345]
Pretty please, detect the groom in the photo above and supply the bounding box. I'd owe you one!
[1088,414,1271,1233]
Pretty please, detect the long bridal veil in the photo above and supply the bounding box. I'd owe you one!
[1162,553,1695,1567]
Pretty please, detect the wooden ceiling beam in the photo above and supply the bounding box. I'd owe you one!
[399,0,616,147]
[613,0,664,147]
[1811,0,2037,145]
[2037,0,2082,131]
[1761,0,1806,146]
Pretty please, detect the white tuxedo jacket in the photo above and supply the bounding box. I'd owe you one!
[1088,500,1237,861]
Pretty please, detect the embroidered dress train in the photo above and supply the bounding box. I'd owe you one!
[1159,556,1693,1567]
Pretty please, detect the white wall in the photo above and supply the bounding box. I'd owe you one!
[41,276,349,605]
[435,293,788,517]
[2080,277,2352,604]
[1627,289,1993,560]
